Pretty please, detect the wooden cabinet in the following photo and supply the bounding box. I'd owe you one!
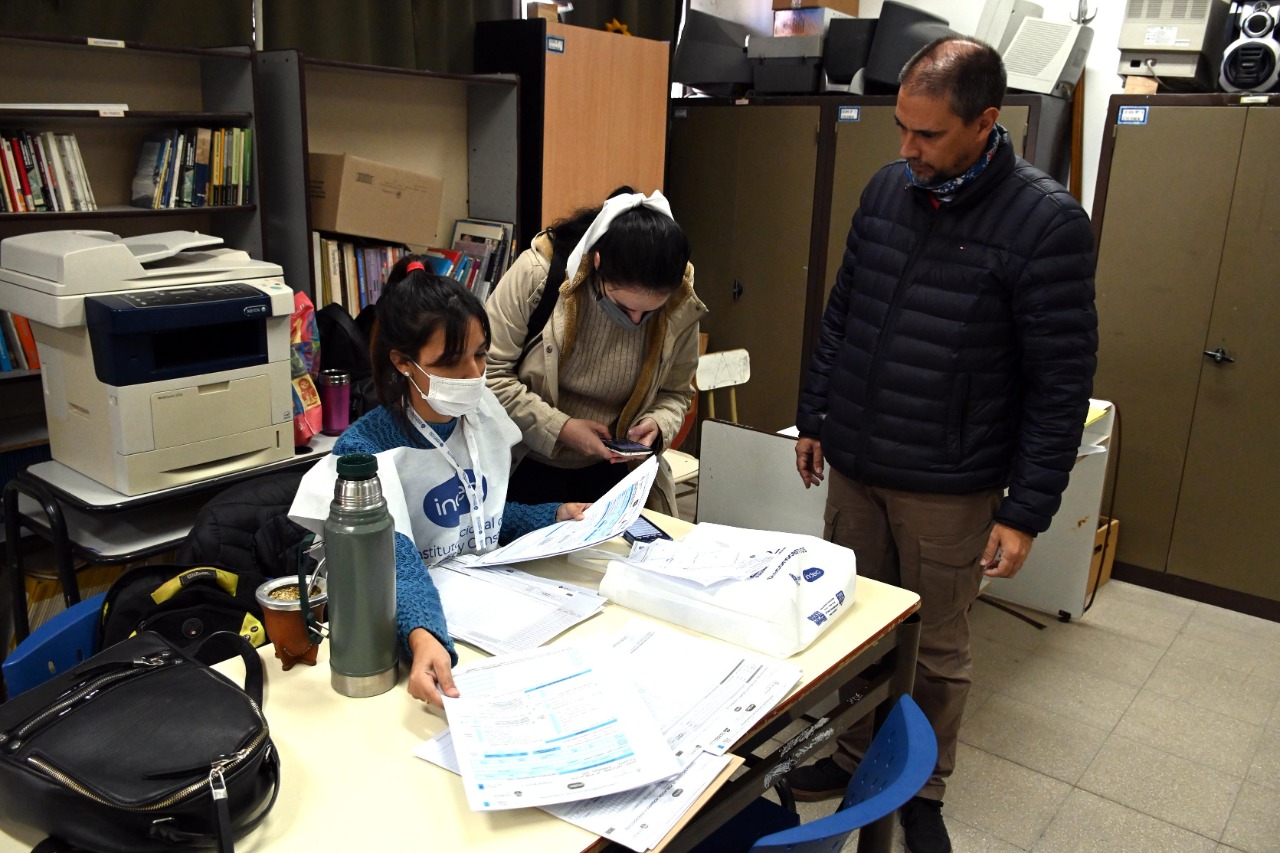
[255,51,519,299]
[666,94,1062,434]
[475,20,669,246]
[1093,94,1280,603]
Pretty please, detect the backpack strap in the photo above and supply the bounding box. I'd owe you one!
[317,302,372,379]
[516,249,566,369]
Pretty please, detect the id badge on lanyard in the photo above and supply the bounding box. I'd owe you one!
[406,407,487,546]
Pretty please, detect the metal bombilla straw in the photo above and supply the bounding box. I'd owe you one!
[296,533,329,644]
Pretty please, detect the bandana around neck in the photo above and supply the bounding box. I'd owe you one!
[906,124,1007,203]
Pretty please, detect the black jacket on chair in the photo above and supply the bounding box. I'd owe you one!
[177,470,311,578]
[796,142,1097,535]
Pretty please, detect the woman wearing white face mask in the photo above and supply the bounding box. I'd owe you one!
[291,258,589,706]
[486,188,705,514]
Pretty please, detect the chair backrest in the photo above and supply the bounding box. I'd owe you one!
[3,592,106,699]
[696,349,750,423]
[695,349,750,391]
[751,695,937,853]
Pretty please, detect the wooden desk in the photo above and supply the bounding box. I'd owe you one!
[0,515,920,853]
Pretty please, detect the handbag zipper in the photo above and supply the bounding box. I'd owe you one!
[12,661,270,812]
[27,729,266,812]
[0,653,174,749]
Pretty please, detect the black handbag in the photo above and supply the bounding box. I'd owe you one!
[0,631,280,852]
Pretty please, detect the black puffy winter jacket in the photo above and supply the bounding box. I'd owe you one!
[796,141,1097,535]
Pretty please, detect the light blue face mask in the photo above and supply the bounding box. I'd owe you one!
[595,284,651,329]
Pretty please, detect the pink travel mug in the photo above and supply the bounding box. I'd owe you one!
[318,370,351,436]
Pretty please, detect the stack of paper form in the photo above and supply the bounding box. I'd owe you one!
[430,563,607,655]
[417,620,802,852]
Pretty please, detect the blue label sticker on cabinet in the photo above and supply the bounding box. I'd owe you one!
[547,36,565,54]
[1117,106,1148,125]
[837,106,861,122]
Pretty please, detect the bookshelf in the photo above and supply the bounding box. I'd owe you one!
[0,33,267,458]
[255,50,519,300]
[0,34,263,254]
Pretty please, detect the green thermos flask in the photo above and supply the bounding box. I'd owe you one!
[324,453,398,697]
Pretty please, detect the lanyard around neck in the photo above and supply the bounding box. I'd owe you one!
[406,405,487,547]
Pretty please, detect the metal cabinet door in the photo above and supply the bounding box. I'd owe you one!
[1166,106,1280,599]
[1093,103,1244,574]
[666,103,820,433]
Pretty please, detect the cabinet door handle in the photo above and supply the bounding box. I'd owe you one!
[1203,347,1235,364]
[731,279,744,301]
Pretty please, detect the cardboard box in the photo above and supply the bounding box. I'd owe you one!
[772,0,860,14]
[527,2,559,22]
[1088,516,1120,591]
[307,152,442,247]
[774,7,853,37]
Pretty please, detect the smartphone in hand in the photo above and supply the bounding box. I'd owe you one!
[602,438,654,457]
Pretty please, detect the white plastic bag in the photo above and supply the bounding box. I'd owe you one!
[599,523,857,657]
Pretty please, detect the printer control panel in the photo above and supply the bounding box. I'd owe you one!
[111,282,266,309]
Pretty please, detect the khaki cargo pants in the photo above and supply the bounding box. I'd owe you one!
[825,468,1002,801]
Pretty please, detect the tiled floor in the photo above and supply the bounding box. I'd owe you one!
[789,578,1280,852]
[673,489,1280,851]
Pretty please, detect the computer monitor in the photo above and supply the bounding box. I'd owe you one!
[672,9,754,97]
[823,17,878,89]
[863,1,958,94]
[974,0,1045,53]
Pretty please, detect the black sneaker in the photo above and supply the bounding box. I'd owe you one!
[900,796,951,853]
[785,756,852,802]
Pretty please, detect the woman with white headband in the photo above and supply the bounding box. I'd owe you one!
[486,188,705,514]
[291,258,589,705]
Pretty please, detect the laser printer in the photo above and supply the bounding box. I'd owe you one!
[0,230,294,495]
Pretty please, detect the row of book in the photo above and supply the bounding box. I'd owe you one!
[312,235,408,314]
[0,310,40,372]
[0,130,97,213]
[311,218,517,313]
[131,126,252,210]
[437,218,516,304]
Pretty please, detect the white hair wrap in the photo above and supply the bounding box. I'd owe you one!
[564,189,675,286]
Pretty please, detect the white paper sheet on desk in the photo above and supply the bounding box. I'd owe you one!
[449,455,658,567]
[615,537,774,586]
[430,563,606,655]
[442,641,680,811]
[416,730,731,852]
[608,620,802,757]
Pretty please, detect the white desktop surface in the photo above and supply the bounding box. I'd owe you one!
[0,515,919,853]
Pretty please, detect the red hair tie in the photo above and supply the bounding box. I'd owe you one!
[406,261,426,274]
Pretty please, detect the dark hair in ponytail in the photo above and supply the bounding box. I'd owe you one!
[370,255,490,443]
[548,186,691,295]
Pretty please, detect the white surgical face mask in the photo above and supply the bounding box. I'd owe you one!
[405,361,484,418]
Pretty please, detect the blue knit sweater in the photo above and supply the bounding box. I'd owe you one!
[334,406,558,663]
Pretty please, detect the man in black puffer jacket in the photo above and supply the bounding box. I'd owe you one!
[787,38,1096,853]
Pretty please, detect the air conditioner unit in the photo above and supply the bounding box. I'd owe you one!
[1117,0,1230,88]
[1004,18,1094,98]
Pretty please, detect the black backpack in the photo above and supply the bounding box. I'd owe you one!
[316,301,378,419]
[99,564,271,658]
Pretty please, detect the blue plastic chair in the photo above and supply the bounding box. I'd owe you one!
[2,592,105,699]
[693,694,938,853]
